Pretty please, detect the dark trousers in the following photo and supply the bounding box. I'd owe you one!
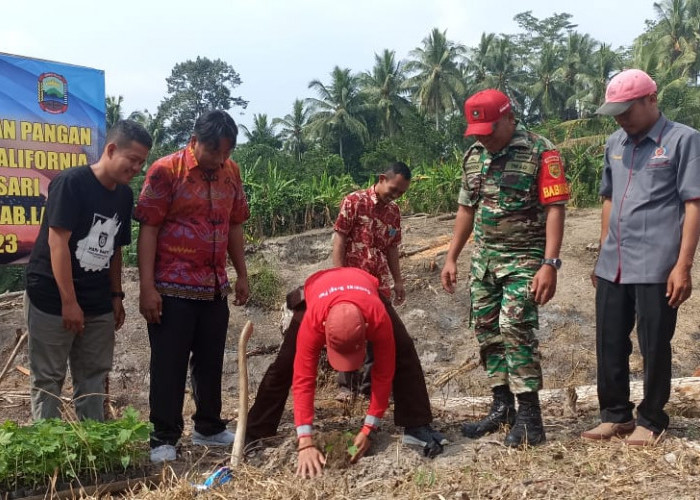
[595,278,678,433]
[337,344,373,396]
[148,295,229,447]
[246,300,433,441]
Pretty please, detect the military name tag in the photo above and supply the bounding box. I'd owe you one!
[464,157,482,174]
[503,161,536,175]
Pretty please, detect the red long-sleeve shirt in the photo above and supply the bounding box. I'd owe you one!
[292,267,395,437]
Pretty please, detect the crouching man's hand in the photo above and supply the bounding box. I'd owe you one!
[296,437,326,478]
[349,429,371,464]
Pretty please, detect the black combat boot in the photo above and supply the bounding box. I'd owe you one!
[504,391,546,447]
[461,385,516,438]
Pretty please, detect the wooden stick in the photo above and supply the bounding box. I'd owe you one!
[231,321,254,466]
[0,331,28,386]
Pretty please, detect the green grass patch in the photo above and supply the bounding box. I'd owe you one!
[246,256,283,310]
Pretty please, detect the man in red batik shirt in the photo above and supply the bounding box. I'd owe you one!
[135,110,249,464]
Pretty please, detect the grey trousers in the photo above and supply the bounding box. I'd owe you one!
[26,293,115,421]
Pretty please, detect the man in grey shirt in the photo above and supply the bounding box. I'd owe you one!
[582,69,700,446]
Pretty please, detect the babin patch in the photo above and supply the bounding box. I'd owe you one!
[548,162,562,179]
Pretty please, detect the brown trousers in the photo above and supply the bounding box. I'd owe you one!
[246,298,433,440]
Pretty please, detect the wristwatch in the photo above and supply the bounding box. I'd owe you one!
[541,258,562,270]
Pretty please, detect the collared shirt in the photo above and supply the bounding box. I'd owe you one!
[595,114,700,283]
[133,145,249,300]
[292,267,395,438]
[458,124,568,279]
[333,186,402,298]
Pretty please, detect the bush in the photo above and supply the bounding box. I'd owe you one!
[246,257,283,310]
[0,407,151,492]
[0,265,25,293]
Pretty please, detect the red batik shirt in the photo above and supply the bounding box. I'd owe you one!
[133,145,249,300]
[334,186,401,298]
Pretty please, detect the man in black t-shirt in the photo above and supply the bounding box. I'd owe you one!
[25,120,152,421]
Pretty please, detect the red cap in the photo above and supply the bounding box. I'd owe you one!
[464,89,512,136]
[324,302,367,372]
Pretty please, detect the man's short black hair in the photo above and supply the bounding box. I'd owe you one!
[106,120,153,149]
[384,161,411,181]
[193,110,238,150]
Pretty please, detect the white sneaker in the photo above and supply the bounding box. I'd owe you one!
[150,444,176,463]
[192,429,235,447]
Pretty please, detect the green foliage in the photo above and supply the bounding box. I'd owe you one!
[246,256,283,310]
[122,173,147,268]
[413,467,437,488]
[116,5,700,249]
[402,158,462,214]
[157,56,248,148]
[0,265,24,293]
[0,407,151,492]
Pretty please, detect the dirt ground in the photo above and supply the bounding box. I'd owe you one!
[1,207,700,499]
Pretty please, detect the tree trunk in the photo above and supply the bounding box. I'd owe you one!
[431,377,700,418]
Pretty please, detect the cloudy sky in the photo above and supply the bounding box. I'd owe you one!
[2,0,657,132]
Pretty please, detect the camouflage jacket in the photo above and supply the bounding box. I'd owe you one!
[458,124,561,279]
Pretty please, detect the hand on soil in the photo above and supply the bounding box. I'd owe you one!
[349,432,370,464]
[296,446,326,478]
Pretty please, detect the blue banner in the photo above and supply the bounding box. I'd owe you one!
[0,52,105,264]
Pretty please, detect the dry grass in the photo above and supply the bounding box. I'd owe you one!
[78,418,700,500]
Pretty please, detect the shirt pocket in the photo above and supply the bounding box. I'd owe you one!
[633,161,675,202]
[499,161,536,210]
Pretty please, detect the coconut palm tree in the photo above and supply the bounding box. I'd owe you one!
[463,33,497,94]
[306,66,369,161]
[240,114,282,149]
[272,99,310,161]
[575,44,623,117]
[105,95,124,130]
[359,49,411,137]
[404,28,466,130]
[528,43,566,121]
[555,32,598,119]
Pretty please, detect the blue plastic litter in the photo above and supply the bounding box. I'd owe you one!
[193,466,234,491]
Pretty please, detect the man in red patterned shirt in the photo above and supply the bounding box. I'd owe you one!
[134,110,249,464]
[332,162,446,451]
[333,162,408,303]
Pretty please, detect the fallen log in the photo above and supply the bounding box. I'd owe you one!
[431,377,700,418]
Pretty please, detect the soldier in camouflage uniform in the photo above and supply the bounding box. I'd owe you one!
[441,89,569,447]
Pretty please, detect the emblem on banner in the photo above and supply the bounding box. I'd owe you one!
[38,72,68,114]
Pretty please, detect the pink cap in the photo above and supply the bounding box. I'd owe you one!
[596,69,657,116]
[324,302,366,372]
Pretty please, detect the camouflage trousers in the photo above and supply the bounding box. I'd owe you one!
[470,267,542,393]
